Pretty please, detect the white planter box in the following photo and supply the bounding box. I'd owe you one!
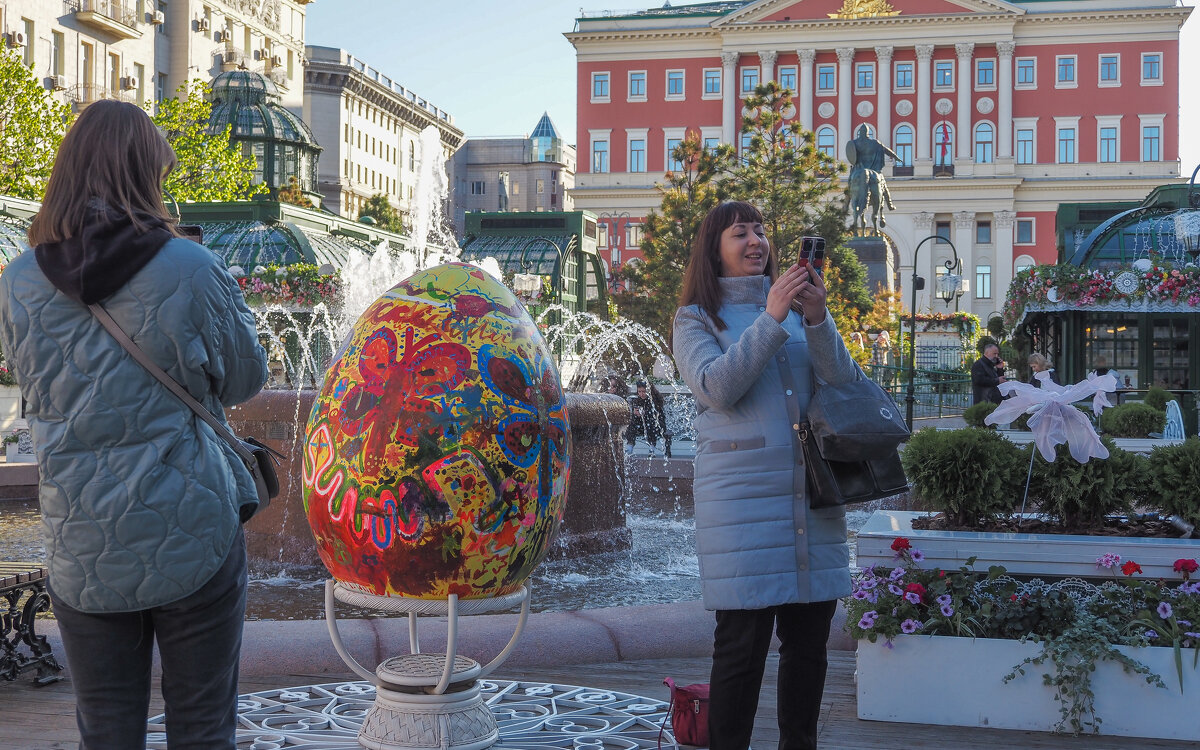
[856,510,1200,580]
[857,635,1200,741]
[0,385,21,434]
[5,442,35,463]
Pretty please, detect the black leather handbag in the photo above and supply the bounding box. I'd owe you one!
[779,358,910,509]
[89,303,283,522]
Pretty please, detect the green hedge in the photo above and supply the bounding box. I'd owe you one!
[963,401,998,428]
[1029,438,1148,528]
[900,427,1025,526]
[1147,437,1200,528]
[1098,402,1166,438]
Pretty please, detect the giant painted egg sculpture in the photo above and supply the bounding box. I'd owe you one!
[302,263,571,599]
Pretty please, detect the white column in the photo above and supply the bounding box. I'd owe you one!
[916,45,934,162]
[955,43,974,162]
[721,51,739,144]
[953,211,975,304]
[797,48,816,132]
[994,210,1017,309]
[758,49,777,85]
[836,47,855,160]
[912,211,936,313]
[997,41,1014,159]
[875,45,893,145]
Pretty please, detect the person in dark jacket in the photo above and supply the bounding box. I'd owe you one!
[0,100,268,749]
[649,383,672,458]
[971,343,1006,404]
[626,379,661,450]
[673,201,856,750]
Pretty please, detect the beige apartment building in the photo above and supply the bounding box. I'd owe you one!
[0,0,310,113]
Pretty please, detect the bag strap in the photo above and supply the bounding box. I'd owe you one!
[658,678,676,750]
[87,303,256,467]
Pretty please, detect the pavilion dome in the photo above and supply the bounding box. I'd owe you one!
[207,70,322,195]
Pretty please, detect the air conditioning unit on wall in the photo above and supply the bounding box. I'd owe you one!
[197,18,210,32]
[150,10,165,25]
[270,55,283,67]
[7,31,28,48]
[214,30,229,43]
[121,76,138,91]
[47,75,67,91]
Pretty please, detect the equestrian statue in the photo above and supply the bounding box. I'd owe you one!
[845,124,899,235]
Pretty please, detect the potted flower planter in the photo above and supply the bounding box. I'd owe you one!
[857,634,1199,741]
[5,441,35,463]
[856,510,1200,580]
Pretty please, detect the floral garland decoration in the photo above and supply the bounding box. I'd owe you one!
[897,310,982,337]
[230,263,341,308]
[1003,262,1200,331]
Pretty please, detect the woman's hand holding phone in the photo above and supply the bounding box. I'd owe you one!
[768,263,828,325]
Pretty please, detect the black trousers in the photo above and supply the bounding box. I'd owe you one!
[708,600,838,750]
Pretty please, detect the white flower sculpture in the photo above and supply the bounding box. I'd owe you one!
[984,372,1119,463]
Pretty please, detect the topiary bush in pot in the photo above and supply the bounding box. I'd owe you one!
[900,427,1025,526]
[963,401,998,428]
[1147,437,1200,528]
[1098,402,1165,438]
[1028,437,1148,529]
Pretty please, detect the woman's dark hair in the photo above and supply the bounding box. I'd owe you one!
[678,200,777,331]
[29,99,180,246]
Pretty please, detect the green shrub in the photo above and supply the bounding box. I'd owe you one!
[1143,386,1172,412]
[963,401,998,428]
[900,427,1025,526]
[1098,402,1165,438]
[976,335,997,355]
[1147,437,1200,527]
[1029,438,1147,528]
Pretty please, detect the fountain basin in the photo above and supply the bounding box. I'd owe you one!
[230,390,634,567]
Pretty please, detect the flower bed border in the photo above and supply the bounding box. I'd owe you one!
[856,510,1200,580]
[857,634,1199,740]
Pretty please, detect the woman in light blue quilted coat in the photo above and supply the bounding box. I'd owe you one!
[0,100,267,749]
[673,201,856,750]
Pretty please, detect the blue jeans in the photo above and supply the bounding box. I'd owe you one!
[708,600,838,750]
[50,531,247,750]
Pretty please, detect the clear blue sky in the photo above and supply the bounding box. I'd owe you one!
[306,0,1199,171]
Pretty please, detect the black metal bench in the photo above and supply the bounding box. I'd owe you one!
[0,563,63,685]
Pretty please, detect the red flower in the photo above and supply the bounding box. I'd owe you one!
[904,582,926,600]
[1121,560,1143,577]
[938,570,946,578]
[891,537,912,552]
[1010,594,1018,601]
[1173,559,1199,578]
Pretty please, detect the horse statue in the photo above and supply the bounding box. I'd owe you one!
[845,125,899,236]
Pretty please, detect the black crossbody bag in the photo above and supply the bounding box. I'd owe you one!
[89,304,283,522]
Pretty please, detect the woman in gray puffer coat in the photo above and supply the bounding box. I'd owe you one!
[673,201,856,750]
[0,100,267,748]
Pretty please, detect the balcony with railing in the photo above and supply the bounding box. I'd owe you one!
[65,84,130,112]
[68,0,141,40]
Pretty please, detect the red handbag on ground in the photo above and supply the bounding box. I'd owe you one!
[658,677,710,748]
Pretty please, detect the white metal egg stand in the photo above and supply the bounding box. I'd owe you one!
[325,580,531,750]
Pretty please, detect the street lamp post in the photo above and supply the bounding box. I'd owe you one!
[598,211,629,290]
[937,258,966,311]
[518,237,566,304]
[906,235,961,428]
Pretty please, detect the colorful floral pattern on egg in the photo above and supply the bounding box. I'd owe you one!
[302,263,571,599]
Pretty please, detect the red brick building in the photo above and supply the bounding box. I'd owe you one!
[567,0,1190,320]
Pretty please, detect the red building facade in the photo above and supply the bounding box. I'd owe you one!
[567,0,1189,320]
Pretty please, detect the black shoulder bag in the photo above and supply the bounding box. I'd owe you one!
[89,304,283,522]
[780,358,910,509]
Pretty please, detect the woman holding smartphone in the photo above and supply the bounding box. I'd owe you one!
[673,201,856,750]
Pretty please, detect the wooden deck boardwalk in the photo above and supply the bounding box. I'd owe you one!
[2,652,1195,749]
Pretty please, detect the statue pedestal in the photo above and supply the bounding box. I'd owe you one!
[846,235,895,294]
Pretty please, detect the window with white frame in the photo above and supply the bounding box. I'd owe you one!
[817,64,836,93]
[666,137,683,172]
[740,66,759,94]
[1014,117,1037,165]
[893,124,914,167]
[1057,127,1076,164]
[1098,54,1120,86]
[935,221,951,244]
[975,59,995,89]
[591,72,610,102]
[976,264,992,299]
[1097,116,1121,163]
[976,221,992,245]
[778,65,797,92]
[1055,55,1076,87]
[816,126,836,157]
[1015,218,1035,245]
[1014,254,1036,273]
[854,62,875,93]
[470,181,485,195]
[1015,57,1036,89]
[628,71,646,101]
[1140,115,1164,161]
[703,136,720,154]
[974,122,994,163]
[629,138,646,172]
[592,139,609,173]
[666,69,685,99]
[1141,53,1162,86]
[934,60,954,89]
[934,122,954,166]
[703,68,721,98]
[894,61,914,91]
[739,132,752,164]
[626,224,644,248]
